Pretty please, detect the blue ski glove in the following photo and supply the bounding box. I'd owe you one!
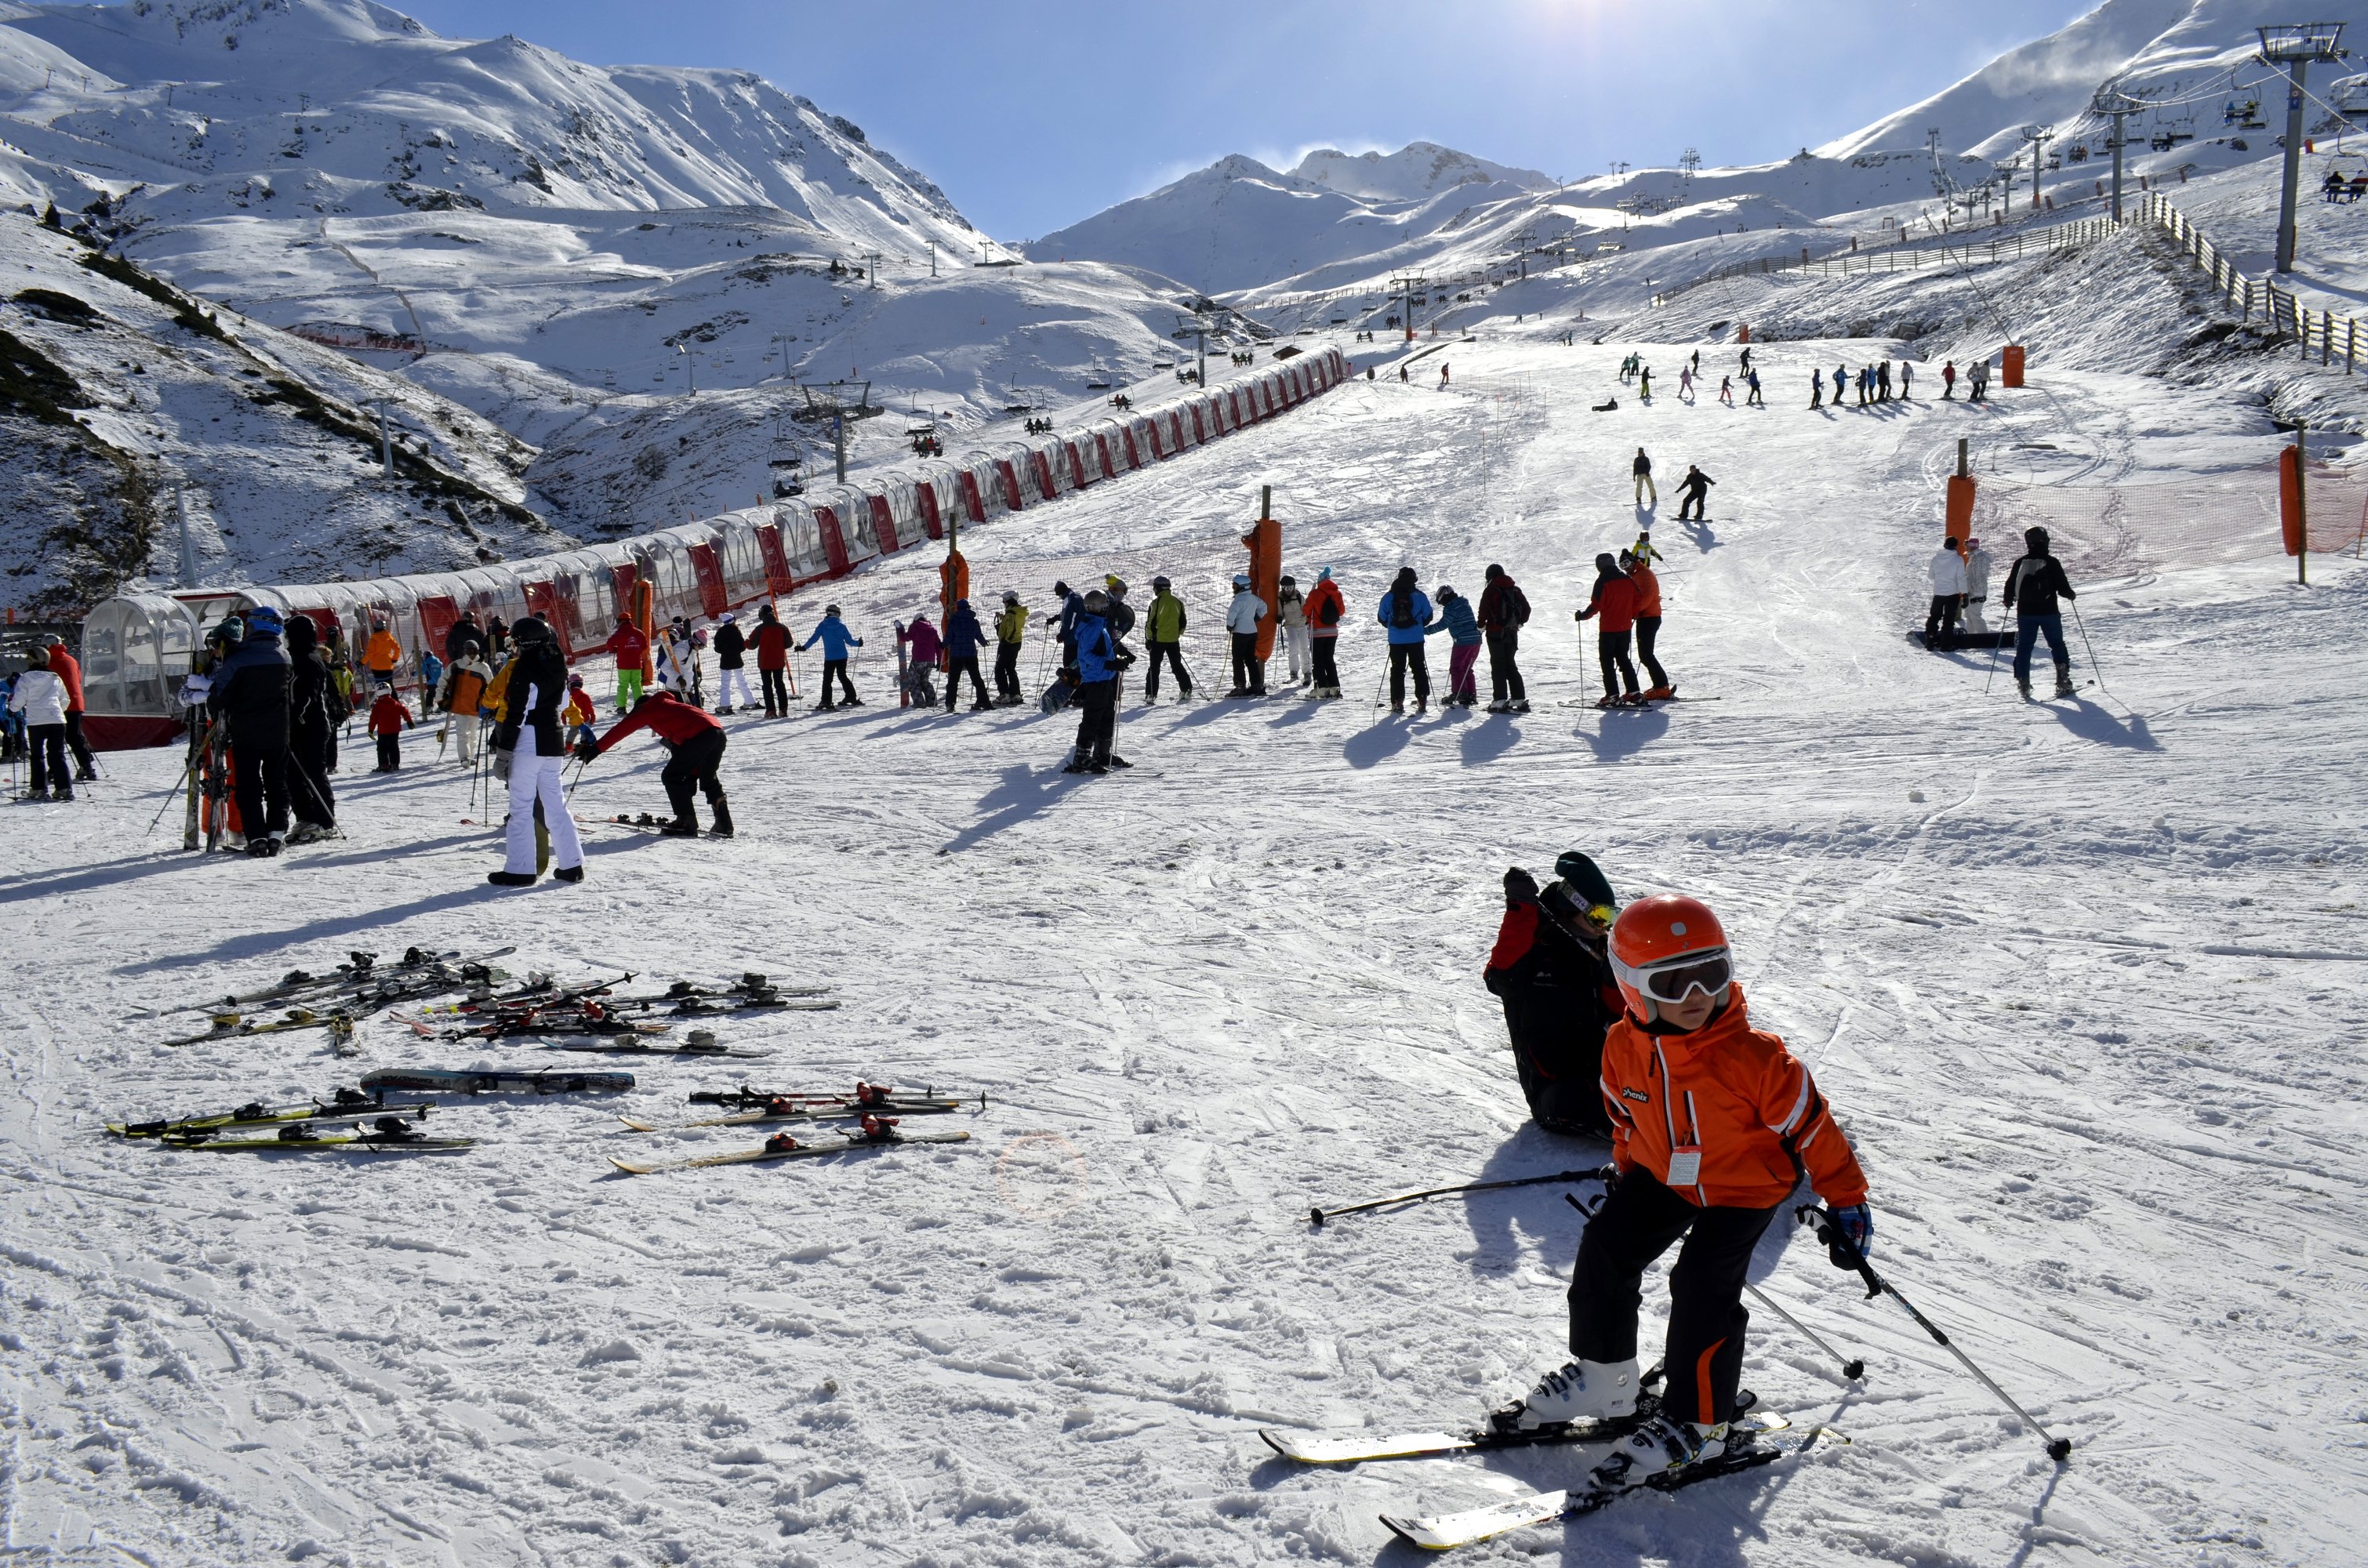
[1827,1203,1874,1268]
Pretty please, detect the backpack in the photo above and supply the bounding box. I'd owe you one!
[1390,590,1416,629]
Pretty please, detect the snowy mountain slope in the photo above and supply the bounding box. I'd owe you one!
[0,207,566,613]
[1291,141,1555,201]
[2,319,2363,1563]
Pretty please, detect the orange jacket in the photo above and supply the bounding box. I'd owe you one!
[1600,985,1865,1209]
[362,629,401,673]
[1629,563,1662,619]
[1302,577,1346,635]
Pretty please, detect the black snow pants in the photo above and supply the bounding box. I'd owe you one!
[1485,628,1525,704]
[1570,1171,1779,1427]
[761,667,790,716]
[661,730,728,826]
[1311,634,1339,691]
[994,642,1022,702]
[1071,677,1117,764]
[945,655,989,709]
[1924,593,1963,640]
[1597,631,1639,698]
[231,735,290,840]
[1388,643,1429,706]
[289,715,336,828]
[1635,616,1668,689]
[1146,640,1191,699]
[1230,632,1264,694]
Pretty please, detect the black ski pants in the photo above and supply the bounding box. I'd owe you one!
[1677,488,1709,521]
[1311,634,1339,691]
[944,655,989,709]
[1570,1171,1779,1427]
[1071,677,1117,764]
[1636,617,1668,689]
[661,729,727,826]
[375,735,400,771]
[1924,593,1963,640]
[64,710,96,778]
[231,735,290,839]
[1230,631,1264,694]
[1597,630,1639,698]
[1146,640,1191,699]
[819,659,857,707]
[1486,629,1525,703]
[761,666,789,716]
[993,641,1022,701]
[26,724,66,794]
[289,716,336,828]
[1388,642,1429,706]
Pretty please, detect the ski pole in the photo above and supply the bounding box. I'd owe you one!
[1796,1204,2071,1461]
[2068,597,2108,699]
[1312,1165,1613,1226]
[147,737,208,832]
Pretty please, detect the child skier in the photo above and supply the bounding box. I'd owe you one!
[563,674,598,750]
[1426,584,1483,707]
[368,684,414,771]
[1493,894,1872,1490]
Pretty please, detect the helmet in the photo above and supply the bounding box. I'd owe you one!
[825,604,841,617]
[1233,573,1250,587]
[1150,575,1170,590]
[245,606,283,635]
[1083,589,1110,613]
[1002,590,1019,604]
[1106,575,1126,594]
[1608,895,1731,1022]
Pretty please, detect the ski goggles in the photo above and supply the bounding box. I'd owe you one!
[1613,946,1734,1005]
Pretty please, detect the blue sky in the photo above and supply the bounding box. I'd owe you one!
[388,0,2097,238]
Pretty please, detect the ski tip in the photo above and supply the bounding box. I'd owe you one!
[606,1156,648,1175]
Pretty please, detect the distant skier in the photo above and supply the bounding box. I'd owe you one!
[1809,367,1824,409]
[1305,568,1346,699]
[1637,365,1651,400]
[711,612,750,713]
[1225,574,1269,696]
[896,614,940,708]
[1276,575,1311,687]
[750,604,794,717]
[282,615,339,844]
[942,598,993,711]
[600,615,650,714]
[1631,448,1655,506]
[1426,584,1483,708]
[1738,345,1752,376]
[801,605,865,710]
[1717,375,1733,406]
[1483,851,1621,1134]
[1678,365,1694,401]
[1675,464,1715,521]
[994,590,1030,706]
[1941,359,1957,398]
[368,685,413,772]
[1625,549,1672,699]
[1493,894,1872,1494]
[1961,536,1995,633]
[1062,589,1126,775]
[39,634,96,782]
[1377,567,1433,713]
[488,617,587,884]
[563,675,597,750]
[1440,363,1451,387]
[583,689,732,837]
[1899,361,1915,398]
[1876,361,1891,401]
[1744,368,1763,407]
[1925,538,1968,642]
[1574,554,1642,708]
[1143,577,1190,703]
[1476,564,1531,713]
[1969,358,1989,401]
[6,647,69,800]
[2003,525,2078,698]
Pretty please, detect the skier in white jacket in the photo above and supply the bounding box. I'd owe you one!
[1225,574,1269,696]
[7,648,72,800]
[1276,575,1311,687]
[1961,537,1995,633]
[1924,539,1968,641]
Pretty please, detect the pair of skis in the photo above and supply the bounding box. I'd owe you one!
[608,1114,968,1176]
[618,1083,975,1131]
[108,1087,434,1138]
[160,1114,471,1154]
[162,1007,356,1049]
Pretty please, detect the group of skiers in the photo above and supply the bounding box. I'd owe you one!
[1480,851,1874,1483]
[4,633,101,800]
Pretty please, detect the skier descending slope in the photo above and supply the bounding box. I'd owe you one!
[1496,895,1872,1490]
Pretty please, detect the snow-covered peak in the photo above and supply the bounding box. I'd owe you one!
[1291,141,1555,201]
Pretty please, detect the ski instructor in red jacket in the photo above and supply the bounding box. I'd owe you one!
[580,690,732,837]
[1492,894,1872,1489]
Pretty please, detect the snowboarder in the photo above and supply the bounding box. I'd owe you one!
[1494,893,1872,1491]
[1632,448,1655,506]
[1941,359,1957,399]
[1142,577,1190,703]
[942,598,993,711]
[1674,465,1715,522]
[1277,575,1311,687]
[896,614,941,708]
[1625,550,1672,699]
[801,605,864,710]
[711,612,750,713]
[1062,589,1125,775]
[653,616,700,703]
[213,608,294,855]
[1925,538,1968,642]
[1377,567,1433,713]
[599,615,649,713]
[1961,536,1995,633]
[282,615,340,844]
[1426,584,1483,707]
[1225,573,1268,696]
[368,685,413,772]
[583,689,732,837]
[1574,554,1642,707]
[488,617,587,885]
[993,591,1030,706]
[1477,564,1531,713]
[2003,525,2078,697]
[750,604,793,717]
[1305,568,1346,699]
[7,647,69,800]
[1483,852,1621,1134]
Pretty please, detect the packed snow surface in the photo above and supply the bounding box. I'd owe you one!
[4,322,2366,1564]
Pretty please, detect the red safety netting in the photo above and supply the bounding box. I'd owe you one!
[1971,461,2368,579]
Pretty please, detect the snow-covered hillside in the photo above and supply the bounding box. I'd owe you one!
[4,246,2365,1564]
[1291,142,1555,203]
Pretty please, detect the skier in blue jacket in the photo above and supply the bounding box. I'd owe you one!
[1063,589,1127,775]
[942,598,991,711]
[1426,584,1484,707]
[1377,566,1434,713]
[801,605,864,710]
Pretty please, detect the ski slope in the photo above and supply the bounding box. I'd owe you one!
[3,329,2366,1566]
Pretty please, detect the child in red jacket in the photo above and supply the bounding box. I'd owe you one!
[368,687,414,771]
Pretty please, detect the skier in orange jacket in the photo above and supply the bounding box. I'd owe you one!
[1494,894,1872,1486]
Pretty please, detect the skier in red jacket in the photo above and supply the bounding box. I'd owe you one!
[749,604,794,717]
[1573,554,1643,707]
[599,617,652,714]
[581,690,731,837]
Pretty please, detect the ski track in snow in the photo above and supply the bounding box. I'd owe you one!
[2,340,2365,1566]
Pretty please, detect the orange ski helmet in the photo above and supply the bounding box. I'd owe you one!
[1609,894,1732,1022]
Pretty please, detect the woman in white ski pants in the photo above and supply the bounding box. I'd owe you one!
[492,626,584,884]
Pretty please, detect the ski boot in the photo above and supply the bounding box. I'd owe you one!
[1491,1357,1640,1434]
[1106,755,1133,770]
[2054,672,2077,699]
[553,865,586,884]
[658,818,699,837]
[487,870,537,887]
[1641,684,1676,701]
[1589,1414,1726,1487]
[2016,678,2032,699]
[1510,699,1531,713]
[1594,693,1624,710]
[708,797,735,838]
